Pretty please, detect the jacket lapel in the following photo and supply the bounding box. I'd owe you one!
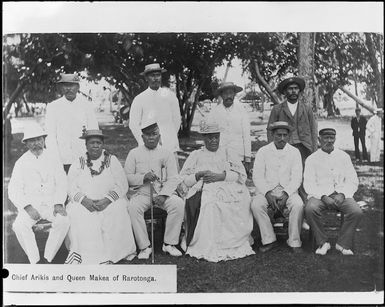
[297,102,305,120]
[282,101,293,120]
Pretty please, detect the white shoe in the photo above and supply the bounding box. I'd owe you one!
[138,247,152,259]
[180,238,187,252]
[162,244,182,257]
[315,242,331,255]
[124,252,137,261]
[336,243,354,255]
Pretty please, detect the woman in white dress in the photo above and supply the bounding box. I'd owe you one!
[179,120,255,262]
[65,130,136,264]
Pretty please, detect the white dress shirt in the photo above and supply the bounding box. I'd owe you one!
[208,102,251,161]
[252,142,303,197]
[287,101,298,116]
[129,87,181,153]
[8,150,67,211]
[304,148,359,199]
[45,95,99,165]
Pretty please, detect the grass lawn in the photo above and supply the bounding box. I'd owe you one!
[3,122,384,293]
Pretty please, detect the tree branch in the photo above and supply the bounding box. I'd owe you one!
[253,60,282,105]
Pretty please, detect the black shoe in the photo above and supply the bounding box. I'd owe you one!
[37,258,49,264]
[259,241,279,253]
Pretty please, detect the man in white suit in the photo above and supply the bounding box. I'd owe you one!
[251,121,304,253]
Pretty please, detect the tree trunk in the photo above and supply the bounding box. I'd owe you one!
[365,33,384,108]
[253,60,281,105]
[324,86,336,117]
[298,32,316,111]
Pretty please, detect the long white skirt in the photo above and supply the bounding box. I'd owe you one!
[66,198,136,264]
[186,181,255,262]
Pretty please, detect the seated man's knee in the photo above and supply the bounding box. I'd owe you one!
[127,197,146,215]
[168,195,185,215]
[251,194,267,212]
[304,197,321,214]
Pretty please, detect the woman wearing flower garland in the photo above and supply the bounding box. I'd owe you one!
[65,130,136,264]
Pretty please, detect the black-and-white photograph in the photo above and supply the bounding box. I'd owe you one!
[3,2,384,305]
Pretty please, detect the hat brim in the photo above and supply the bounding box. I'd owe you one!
[215,85,243,96]
[267,125,293,132]
[277,77,305,94]
[22,134,47,143]
[79,134,108,140]
[140,68,167,76]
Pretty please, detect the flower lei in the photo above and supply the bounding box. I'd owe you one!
[86,150,110,177]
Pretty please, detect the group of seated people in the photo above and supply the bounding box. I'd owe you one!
[8,118,363,264]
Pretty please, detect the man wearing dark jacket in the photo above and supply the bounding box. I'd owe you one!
[351,108,368,162]
[268,77,318,165]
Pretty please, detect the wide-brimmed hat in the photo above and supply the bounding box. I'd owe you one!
[267,121,293,132]
[140,63,167,76]
[79,129,108,140]
[277,77,305,94]
[319,128,336,136]
[22,124,47,143]
[199,119,221,134]
[56,73,80,83]
[374,108,384,114]
[215,82,243,96]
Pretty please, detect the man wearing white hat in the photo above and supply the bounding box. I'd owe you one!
[45,73,99,173]
[366,108,383,163]
[8,124,70,264]
[129,63,181,155]
[124,120,184,259]
[251,121,304,253]
[207,82,252,174]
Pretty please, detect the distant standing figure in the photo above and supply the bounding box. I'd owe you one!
[366,108,383,163]
[129,63,181,154]
[45,73,99,174]
[351,108,368,162]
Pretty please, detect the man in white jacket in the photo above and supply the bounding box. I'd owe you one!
[125,121,184,259]
[8,124,69,264]
[251,121,304,253]
[304,128,363,256]
[366,108,383,163]
[129,63,181,155]
[208,82,252,174]
[45,73,99,173]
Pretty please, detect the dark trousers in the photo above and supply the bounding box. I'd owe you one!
[305,195,363,249]
[63,164,71,175]
[353,134,368,160]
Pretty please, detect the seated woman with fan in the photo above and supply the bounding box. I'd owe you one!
[65,130,136,264]
[179,119,254,262]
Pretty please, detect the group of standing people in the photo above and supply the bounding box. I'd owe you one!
[8,62,377,265]
[351,107,383,164]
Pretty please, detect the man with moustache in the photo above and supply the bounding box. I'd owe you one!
[129,63,181,156]
[124,120,184,259]
[251,121,304,253]
[208,82,252,174]
[304,128,362,256]
[268,77,318,165]
[8,124,69,264]
[45,73,99,174]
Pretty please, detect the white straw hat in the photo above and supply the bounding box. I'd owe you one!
[22,124,47,143]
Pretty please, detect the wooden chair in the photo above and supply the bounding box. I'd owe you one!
[144,206,167,244]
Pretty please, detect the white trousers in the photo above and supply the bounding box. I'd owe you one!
[369,135,381,162]
[251,192,304,247]
[66,199,136,264]
[127,194,184,250]
[13,206,70,264]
